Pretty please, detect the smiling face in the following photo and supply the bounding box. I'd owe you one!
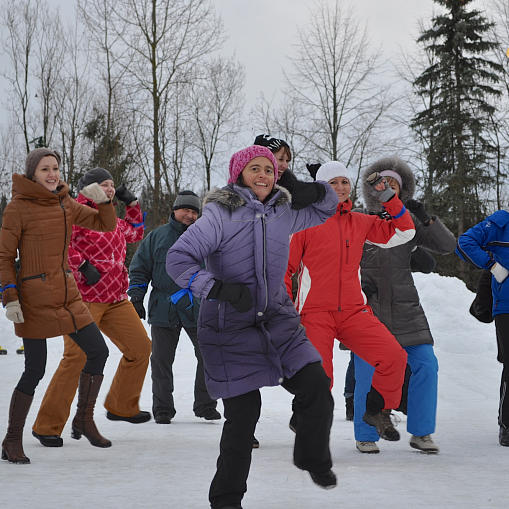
[240,156,275,202]
[328,176,351,203]
[32,156,60,191]
[99,179,116,200]
[173,207,198,226]
[272,147,291,176]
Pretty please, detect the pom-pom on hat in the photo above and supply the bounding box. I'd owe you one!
[173,190,201,214]
[76,167,114,193]
[228,145,279,185]
[316,161,352,187]
[25,148,62,180]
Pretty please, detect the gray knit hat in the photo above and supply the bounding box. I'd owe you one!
[76,167,114,193]
[173,190,201,213]
[25,148,62,180]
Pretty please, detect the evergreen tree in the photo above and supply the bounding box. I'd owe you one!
[411,0,503,286]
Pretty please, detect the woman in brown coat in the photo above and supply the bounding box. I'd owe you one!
[0,148,117,464]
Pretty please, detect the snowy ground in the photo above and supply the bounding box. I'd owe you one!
[0,272,506,509]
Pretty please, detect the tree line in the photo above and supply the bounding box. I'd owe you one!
[1,0,509,288]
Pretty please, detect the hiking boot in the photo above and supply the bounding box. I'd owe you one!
[253,436,259,448]
[155,412,173,424]
[356,440,380,454]
[410,434,439,453]
[197,408,221,421]
[106,411,151,424]
[309,469,337,489]
[32,431,63,448]
[363,410,400,441]
[499,426,509,447]
[345,396,354,421]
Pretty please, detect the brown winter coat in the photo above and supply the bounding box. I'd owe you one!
[0,174,117,339]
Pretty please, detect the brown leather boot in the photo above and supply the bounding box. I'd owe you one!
[71,372,111,448]
[1,389,33,464]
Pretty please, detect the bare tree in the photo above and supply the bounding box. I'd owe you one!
[106,0,225,224]
[0,0,41,153]
[188,56,245,190]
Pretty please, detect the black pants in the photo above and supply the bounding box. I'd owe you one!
[151,325,216,418]
[209,362,334,509]
[495,314,509,427]
[16,322,109,396]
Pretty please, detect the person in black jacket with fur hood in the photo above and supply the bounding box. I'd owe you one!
[353,156,456,455]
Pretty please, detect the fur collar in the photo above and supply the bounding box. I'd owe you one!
[204,184,291,211]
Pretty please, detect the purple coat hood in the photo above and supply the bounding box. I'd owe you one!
[166,182,338,399]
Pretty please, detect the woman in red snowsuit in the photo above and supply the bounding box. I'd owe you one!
[286,161,415,441]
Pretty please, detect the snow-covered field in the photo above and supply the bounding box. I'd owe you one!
[1,272,506,508]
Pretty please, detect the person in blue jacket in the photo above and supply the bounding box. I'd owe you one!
[456,209,509,447]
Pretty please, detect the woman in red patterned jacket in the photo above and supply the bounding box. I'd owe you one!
[285,161,415,442]
[32,168,152,447]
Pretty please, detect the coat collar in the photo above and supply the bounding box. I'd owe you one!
[12,173,70,203]
[169,213,188,233]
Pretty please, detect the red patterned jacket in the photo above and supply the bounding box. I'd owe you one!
[68,194,145,303]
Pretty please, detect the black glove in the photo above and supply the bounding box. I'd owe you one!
[365,172,395,202]
[405,199,431,225]
[207,280,253,313]
[306,163,321,181]
[278,170,326,210]
[78,260,101,285]
[115,183,137,205]
[130,296,146,320]
[361,282,377,299]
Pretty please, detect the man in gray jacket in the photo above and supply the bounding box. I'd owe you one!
[128,191,220,424]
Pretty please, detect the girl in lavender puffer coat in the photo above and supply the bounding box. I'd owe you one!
[166,145,339,509]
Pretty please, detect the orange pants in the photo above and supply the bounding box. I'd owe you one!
[300,307,407,410]
[33,299,151,436]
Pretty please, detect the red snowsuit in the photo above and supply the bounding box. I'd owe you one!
[285,196,415,410]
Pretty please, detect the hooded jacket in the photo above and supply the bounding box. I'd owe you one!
[165,182,339,400]
[128,214,201,328]
[359,157,457,347]
[0,174,117,338]
[68,194,145,303]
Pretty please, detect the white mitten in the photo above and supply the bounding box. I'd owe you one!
[491,263,509,283]
[80,182,110,204]
[5,300,24,323]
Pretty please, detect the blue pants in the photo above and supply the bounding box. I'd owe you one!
[353,343,438,441]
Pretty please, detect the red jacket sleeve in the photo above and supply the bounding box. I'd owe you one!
[285,230,306,298]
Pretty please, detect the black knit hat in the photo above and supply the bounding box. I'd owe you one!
[25,148,62,180]
[253,134,290,153]
[76,167,114,193]
[173,190,201,213]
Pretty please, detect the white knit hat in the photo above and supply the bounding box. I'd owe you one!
[315,161,352,186]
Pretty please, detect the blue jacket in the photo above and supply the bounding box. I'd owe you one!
[165,182,338,399]
[456,209,509,316]
[128,214,200,328]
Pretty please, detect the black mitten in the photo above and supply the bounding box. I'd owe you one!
[115,183,137,205]
[405,199,431,225]
[361,282,377,299]
[78,260,101,285]
[207,280,253,313]
[278,169,298,194]
[365,172,395,202]
[306,163,321,181]
[130,296,146,320]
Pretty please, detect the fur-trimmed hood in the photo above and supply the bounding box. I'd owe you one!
[203,183,291,211]
[361,156,416,213]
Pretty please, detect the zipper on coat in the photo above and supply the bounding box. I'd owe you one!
[60,199,78,332]
[346,239,350,265]
[262,214,269,313]
[21,273,46,282]
[337,213,343,311]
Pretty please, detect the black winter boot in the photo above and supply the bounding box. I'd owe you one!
[1,389,33,464]
[345,396,354,421]
[71,372,111,448]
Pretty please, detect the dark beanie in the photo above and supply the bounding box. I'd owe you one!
[253,134,289,153]
[25,148,62,180]
[76,167,114,193]
[173,190,201,213]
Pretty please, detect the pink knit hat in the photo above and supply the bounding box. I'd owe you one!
[228,146,279,184]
